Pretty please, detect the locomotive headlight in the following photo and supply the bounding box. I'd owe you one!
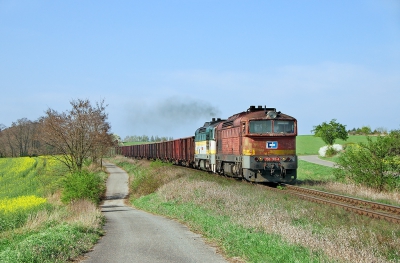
[267,111,277,119]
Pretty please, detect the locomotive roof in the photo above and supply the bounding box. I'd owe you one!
[223,105,296,127]
[195,117,226,134]
[196,106,296,133]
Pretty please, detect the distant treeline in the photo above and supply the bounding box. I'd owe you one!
[123,135,174,143]
[348,126,388,135]
[0,99,114,163]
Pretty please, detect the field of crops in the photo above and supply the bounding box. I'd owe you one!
[0,156,64,199]
[0,156,65,232]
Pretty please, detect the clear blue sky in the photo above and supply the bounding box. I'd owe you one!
[1,0,399,139]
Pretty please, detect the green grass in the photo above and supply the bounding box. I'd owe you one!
[0,223,101,263]
[297,160,335,182]
[296,135,374,155]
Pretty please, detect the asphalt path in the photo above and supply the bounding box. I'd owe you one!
[298,155,336,167]
[82,162,227,263]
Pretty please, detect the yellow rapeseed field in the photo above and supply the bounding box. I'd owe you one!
[0,156,64,199]
[0,195,47,214]
[0,157,36,176]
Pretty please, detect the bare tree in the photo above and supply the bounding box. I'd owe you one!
[9,118,37,157]
[41,99,113,172]
[4,126,17,157]
[0,124,6,157]
[0,120,43,157]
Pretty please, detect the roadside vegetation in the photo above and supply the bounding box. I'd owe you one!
[110,156,400,263]
[310,120,399,192]
[0,156,105,262]
[0,99,111,262]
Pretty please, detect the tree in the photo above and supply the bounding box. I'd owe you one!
[312,119,348,145]
[0,120,45,157]
[0,124,6,157]
[112,134,122,145]
[10,118,38,157]
[334,130,400,191]
[41,99,114,172]
[360,126,372,135]
[376,127,388,135]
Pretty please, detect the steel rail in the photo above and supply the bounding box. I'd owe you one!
[280,184,400,223]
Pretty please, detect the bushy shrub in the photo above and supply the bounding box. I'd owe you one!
[61,171,105,204]
[334,131,400,191]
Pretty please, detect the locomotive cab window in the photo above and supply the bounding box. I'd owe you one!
[249,120,272,134]
[273,121,295,134]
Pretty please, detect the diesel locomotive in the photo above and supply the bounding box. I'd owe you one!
[118,105,297,184]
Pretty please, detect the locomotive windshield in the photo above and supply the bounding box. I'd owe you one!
[249,120,272,134]
[249,120,295,134]
[273,120,295,134]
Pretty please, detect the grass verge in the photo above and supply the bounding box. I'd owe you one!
[111,157,400,263]
[0,157,106,262]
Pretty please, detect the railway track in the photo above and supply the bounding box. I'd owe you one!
[277,184,400,223]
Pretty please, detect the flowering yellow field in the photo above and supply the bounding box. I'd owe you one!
[0,195,47,214]
[0,156,64,199]
[0,156,65,231]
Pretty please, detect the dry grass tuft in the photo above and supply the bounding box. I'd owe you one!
[65,199,103,228]
[22,196,103,232]
[114,155,141,165]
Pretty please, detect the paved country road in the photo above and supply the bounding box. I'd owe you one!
[82,162,227,263]
[298,155,336,167]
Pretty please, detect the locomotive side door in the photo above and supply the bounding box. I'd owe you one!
[240,121,246,155]
[217,130,222,152]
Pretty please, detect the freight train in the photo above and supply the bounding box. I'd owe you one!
[118,105,297,183]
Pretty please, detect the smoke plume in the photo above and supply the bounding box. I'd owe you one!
[125,97,221,137]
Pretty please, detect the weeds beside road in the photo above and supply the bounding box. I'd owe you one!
[0,157,105,263]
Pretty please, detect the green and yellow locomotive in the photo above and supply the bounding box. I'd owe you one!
[194,117,225,173]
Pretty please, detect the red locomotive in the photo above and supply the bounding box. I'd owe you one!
[118,105,297,183]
